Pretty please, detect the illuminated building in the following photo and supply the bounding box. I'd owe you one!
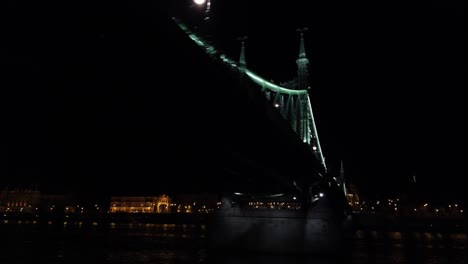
[0,185,41,214]
[0,185,73,216]
[109,195,171,213]
[346,183,360,210]
[171,192,219,213]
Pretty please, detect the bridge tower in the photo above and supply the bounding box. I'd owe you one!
[234,27,327,173]
[238,36,247,70]
[296,28,309,91]
[295,28,326,172]
[173,17,328,175]
[339,160,348,196]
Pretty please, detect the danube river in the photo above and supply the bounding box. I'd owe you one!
[1,219,467,264]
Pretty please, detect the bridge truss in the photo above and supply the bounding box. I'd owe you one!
[173,18,327,174]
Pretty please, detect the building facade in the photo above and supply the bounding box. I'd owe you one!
[0,185,41,214]
[0,185,74,216]
[109,195,171,213]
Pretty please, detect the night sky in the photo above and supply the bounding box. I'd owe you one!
[2,1,466,202]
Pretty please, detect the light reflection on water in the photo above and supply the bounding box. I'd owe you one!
[0,221,467,264]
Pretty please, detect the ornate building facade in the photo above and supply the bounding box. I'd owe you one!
[0,185,41,214]
[0,185,72,216]
[109,195,171,213]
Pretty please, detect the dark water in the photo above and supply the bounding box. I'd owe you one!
[1,220,467,264]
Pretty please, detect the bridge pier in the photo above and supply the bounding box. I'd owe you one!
[207,191,354,255]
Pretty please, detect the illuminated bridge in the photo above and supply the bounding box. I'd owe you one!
[176,19,326,168]
[172,18,345,199]
[169,16,354,253]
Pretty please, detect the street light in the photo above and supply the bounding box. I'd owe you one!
[193,0,211,21]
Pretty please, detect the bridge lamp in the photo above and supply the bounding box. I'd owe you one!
[192,0,212,22]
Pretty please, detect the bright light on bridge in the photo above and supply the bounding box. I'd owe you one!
[193,0,206,5]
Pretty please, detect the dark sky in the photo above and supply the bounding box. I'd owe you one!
[1,1,466,202]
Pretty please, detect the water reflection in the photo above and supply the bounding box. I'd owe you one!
[208,254,347,264]
[0,221,467,264]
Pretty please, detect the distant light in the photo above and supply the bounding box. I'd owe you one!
[274,104,280,108]
[268,193,284,197]
[319,193,324,197]
[293,196,297,200]
[234,192,243,195]
[193,0,206,5]
[312,146,317,150]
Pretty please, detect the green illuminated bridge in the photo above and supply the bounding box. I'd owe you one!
[175,18,325,170]
[171,16,354,253]
[171,17,348,203]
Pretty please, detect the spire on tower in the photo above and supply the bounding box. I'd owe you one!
[296,27,309,90]
[339,160,348,196]
[237,36,248,69]
[297,27,308,58]
[340,160,344,177]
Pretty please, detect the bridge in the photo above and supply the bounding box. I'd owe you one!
[171,17,345,201]
[168,16,354,253]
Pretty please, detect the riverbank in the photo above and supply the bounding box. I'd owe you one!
[0,212,210,225]
[2,212,467,233]
[353,212,468,233]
